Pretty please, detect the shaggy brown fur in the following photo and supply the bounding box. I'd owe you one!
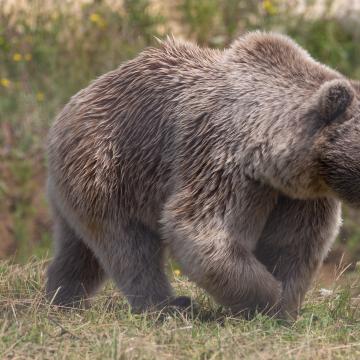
[46,31,360,318]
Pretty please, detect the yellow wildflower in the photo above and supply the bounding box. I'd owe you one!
[13,53,22,62]
[174,269,181,277]
[24,53,32,61]
[1,78,10,88]
[89,13,107,29]
[36,91,45,102]
[263,0,277,15]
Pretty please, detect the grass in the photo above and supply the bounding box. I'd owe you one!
[1,260,360,359]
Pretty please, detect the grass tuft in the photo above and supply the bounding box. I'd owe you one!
[1,259,360,359]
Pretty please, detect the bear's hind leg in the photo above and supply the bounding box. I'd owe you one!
[46,212,106,308]
[96,222,176,313]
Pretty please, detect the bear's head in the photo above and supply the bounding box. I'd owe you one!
[248,77,360,207]
[316,79,360,207]
[230,33,360,207]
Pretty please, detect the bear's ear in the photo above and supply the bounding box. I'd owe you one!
[316,79,354,123]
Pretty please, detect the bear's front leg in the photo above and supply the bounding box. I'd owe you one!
[255,195,341,319]
[162,184,282,317]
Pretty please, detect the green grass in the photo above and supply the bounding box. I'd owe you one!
[1,260,360,359]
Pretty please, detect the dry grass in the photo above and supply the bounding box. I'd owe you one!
[1,259,360,359]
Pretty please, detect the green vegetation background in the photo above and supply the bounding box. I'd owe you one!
[1,0,360,264]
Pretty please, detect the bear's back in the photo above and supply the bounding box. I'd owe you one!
[47,32,342,226]
[47,38,224,224]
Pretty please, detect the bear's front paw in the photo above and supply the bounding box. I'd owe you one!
[168,296,195,310]
[277,291,301,322]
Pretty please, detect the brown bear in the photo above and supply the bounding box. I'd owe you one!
[46,31,360,318]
